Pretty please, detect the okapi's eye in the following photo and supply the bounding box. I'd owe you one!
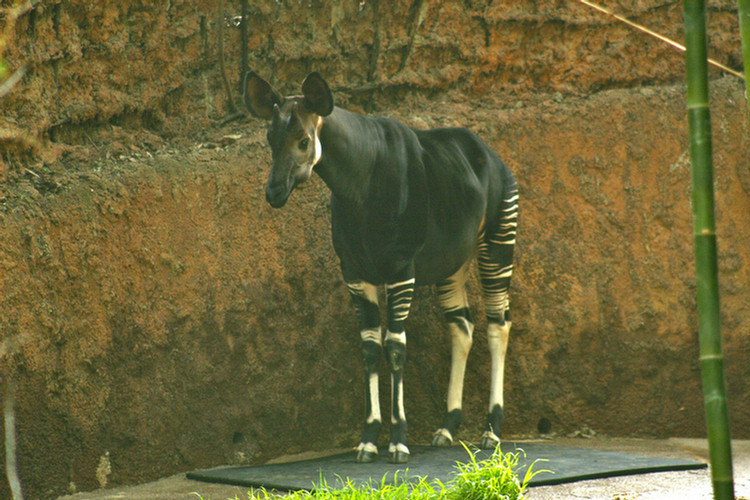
[298,137,310,150]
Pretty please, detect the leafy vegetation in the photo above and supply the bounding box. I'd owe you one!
[193,443,545,500]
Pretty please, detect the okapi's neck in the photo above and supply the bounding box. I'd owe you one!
[313,108,379,206]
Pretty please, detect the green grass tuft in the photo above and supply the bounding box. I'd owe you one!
[443,442,546,500]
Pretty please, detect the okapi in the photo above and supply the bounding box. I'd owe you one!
[244,72,518,464]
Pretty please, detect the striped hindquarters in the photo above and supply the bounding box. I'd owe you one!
[477,184,518,323]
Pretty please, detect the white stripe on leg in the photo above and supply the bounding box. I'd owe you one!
[446,322,473,412]
[384,330,406,345]
[385,330,407,423]
[487,321,511,410]
[367,372,381,424]
[392,376,406,423]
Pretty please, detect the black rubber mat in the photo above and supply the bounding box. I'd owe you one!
[187,442,707,491]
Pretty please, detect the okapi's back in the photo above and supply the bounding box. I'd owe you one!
[416,126,514,210]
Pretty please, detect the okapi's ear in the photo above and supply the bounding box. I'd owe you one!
[243,71,282,120]
[301,72,334,117]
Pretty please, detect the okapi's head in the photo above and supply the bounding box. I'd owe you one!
[243,71,334,208]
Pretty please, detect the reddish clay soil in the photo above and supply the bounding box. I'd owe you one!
[0,1,748,499]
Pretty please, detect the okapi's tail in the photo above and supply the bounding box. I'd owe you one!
[477,179,518,324]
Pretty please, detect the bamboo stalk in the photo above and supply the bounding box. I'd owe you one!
[682,1,735,499]
[739,0,750,113]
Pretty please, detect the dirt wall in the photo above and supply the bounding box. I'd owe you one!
[0,0,743,143]
[0,1,748,499]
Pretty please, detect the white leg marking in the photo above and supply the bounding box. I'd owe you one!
[347,281,379,305]
[360,328,382,345]
[385,330,407,424]
[390,376,406,423]
[446,322,473,412]
[360,328,382,426]
[386,278,416,290]
[385,330,407,345]
[386,280,414,324]
[398,377,406,421]
[435,263,470,313]
[436,261,474,413]
[488,321,511,410]
[367,372,381,424]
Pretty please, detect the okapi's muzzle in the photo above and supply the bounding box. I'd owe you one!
[265,182,290,209]
[265,155,315,208]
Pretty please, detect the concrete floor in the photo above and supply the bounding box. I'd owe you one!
[57,437,750,500]
[525,438,749,500]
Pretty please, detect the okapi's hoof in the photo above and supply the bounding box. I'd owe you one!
[431,428,453,447]
[356,449,378,463]
[355,442,378,463]
[480,430,500,450]
[388,444,410,464]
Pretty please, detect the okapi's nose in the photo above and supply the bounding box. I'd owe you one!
[265,182,289,209]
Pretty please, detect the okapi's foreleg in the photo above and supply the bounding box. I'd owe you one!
[347,281,383,463]
[477,184,518,449]
[384,278,414,464]
[432,262,474,447]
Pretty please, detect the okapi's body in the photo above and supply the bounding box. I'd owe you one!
[245,72,518,464]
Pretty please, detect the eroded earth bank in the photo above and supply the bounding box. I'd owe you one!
[0,1,748,498]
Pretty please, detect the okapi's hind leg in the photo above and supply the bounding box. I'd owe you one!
[431,261,474,447]
[347,281,383,463]
[478,184,518,449]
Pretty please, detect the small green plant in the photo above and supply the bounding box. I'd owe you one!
[194,442,546,500]
[443,442,545,500]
